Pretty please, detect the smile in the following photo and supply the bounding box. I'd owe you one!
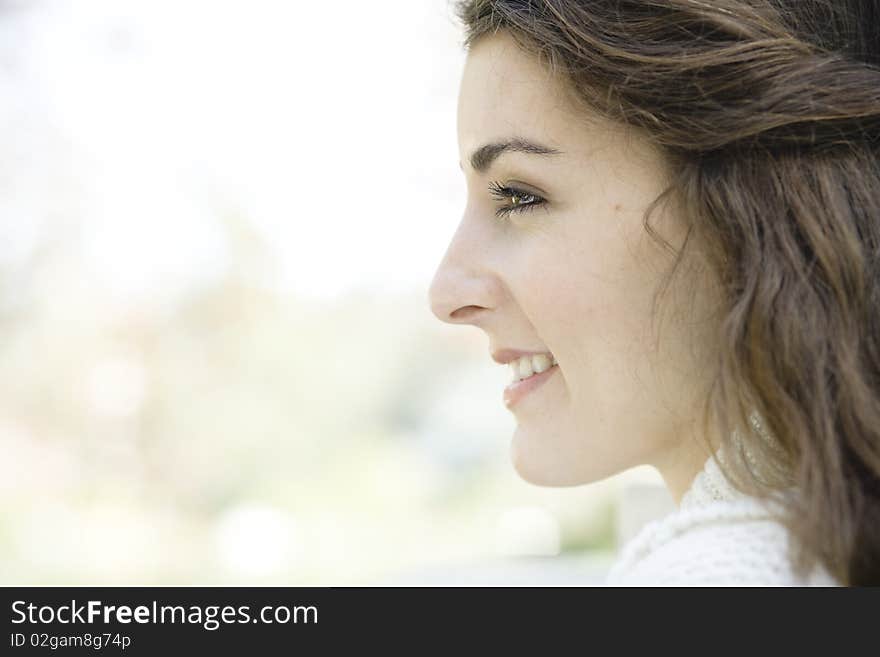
[503,363,559,409]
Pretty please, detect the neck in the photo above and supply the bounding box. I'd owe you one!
[652,437,715,507]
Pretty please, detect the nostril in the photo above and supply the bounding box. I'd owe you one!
[449,305,484,321]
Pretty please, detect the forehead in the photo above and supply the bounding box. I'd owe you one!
[457,33,607,157]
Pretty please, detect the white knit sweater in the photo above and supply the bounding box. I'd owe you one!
[604,449,842,586]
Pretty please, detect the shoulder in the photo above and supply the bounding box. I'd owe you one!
[605,501,841,586]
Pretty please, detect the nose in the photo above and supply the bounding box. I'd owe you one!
[428,215,498,326]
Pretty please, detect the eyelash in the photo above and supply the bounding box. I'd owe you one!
[488,181,547,219]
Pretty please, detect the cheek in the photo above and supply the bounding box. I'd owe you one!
[521,209,668,406]
[518,243,591,339]
[509,208,693,484]
[525,217,656,339]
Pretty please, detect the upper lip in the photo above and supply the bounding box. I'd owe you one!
[491,348,554,365]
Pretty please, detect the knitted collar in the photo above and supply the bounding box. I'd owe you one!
[678,447,749,511]
[605,447,781,583]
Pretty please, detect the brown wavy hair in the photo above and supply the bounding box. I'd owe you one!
[454,0,880,586]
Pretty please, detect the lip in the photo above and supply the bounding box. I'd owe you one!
[491,348,554,365]
[503,364,559,409]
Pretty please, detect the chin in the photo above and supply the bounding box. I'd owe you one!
[510,426,628,487]
[510,434,592,487]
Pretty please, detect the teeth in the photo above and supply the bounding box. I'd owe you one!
[532,353,551,374]
[508,353,556,383]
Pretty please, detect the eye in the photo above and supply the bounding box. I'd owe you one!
[488,181,547,219]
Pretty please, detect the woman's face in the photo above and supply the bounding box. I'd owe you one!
[429,33,720,499]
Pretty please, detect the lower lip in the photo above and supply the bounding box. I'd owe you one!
[503,364,559,409]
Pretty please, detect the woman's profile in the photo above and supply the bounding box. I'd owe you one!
[429,0,880,586]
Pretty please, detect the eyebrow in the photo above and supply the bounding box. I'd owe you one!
[467,138,562,173]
